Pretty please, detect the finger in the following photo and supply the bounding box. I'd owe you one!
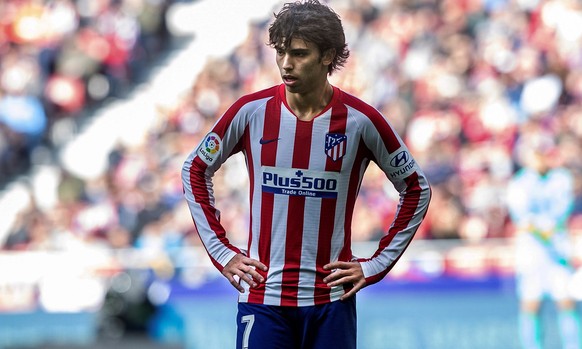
[323,267,352,284]
[247,268,265,284]
[237,270,258,289]
[226,274,245,293]
[326,274,355,288]
[323,261,341,270]
[340,285,358,300]
[224,267,256,292]
[323,269,342,284]
[340,280,366,301]
[340,288,357,301]
[237,260,266,284]
[324,260,352,271]
[245,258,268,272]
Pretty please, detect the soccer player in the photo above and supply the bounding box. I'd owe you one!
[507,136,581,349]
[182,1,431,348]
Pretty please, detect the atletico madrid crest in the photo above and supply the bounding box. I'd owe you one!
[325,133,347,161]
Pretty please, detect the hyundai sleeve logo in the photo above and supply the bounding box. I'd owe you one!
[390,150,410,167]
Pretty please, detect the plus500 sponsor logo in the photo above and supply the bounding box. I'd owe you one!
[261,166,339,198]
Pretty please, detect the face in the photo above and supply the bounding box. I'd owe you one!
[275,38,333,95]
[524,148,553,174]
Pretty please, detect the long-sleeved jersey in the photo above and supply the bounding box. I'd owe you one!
[507,167,574,234]
[507,166,575,267]
[182,84,431,306]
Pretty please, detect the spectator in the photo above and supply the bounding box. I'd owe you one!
[1,0,581,271]
[0,0,172,187]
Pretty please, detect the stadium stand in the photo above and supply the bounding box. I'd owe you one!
[2,0,581,250]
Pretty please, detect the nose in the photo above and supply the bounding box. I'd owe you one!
[281,54,293,71]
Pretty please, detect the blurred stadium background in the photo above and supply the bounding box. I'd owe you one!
[0,0,582,348]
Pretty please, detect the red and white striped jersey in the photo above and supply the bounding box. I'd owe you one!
[182,84,431,306]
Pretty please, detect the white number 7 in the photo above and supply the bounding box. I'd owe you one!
[241,314,255,349]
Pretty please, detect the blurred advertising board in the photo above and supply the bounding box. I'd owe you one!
[1,238,581,348]
[0,251,111,313]
[0,251,113,348]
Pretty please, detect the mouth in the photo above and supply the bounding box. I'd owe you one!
[283,75,298,85]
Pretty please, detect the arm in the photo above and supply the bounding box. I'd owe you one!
[181,98,268,291]
[182,131,242,271]
[359,156,431,285]
[352,112,431,286]
[537,169,574,231]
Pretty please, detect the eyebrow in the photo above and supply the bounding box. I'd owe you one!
[289,48,310,54]
[275,46,310,54]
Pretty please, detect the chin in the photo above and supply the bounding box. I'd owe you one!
[284,85,299,93]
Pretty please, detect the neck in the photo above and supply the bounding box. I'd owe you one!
[285,81,333,121]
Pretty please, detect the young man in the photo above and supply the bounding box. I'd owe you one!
[182,1,431,348]
[507,135,581,349]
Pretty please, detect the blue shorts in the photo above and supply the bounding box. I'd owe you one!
[236,297,357,349]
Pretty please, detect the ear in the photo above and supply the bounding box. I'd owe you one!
[322,48,336,67]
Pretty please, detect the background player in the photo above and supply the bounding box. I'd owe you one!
[507,131,581,349]
[182,1,431,348]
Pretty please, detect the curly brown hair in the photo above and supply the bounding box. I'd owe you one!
[268,0,350,75]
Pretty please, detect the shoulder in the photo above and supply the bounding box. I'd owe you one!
[548,167,573,182]
[511,168,535,182]
[336,88,383,120]
[335,88,399,140]
[228,85,280,114]
[240,85,279,102]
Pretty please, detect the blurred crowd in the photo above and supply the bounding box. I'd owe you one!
[2,0,582,262]
[0,0,172,187]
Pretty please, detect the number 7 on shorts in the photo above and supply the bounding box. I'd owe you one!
[241,314,255,349]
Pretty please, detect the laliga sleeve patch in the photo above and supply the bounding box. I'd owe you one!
[387,149,417,179]
[197,132,222,165]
